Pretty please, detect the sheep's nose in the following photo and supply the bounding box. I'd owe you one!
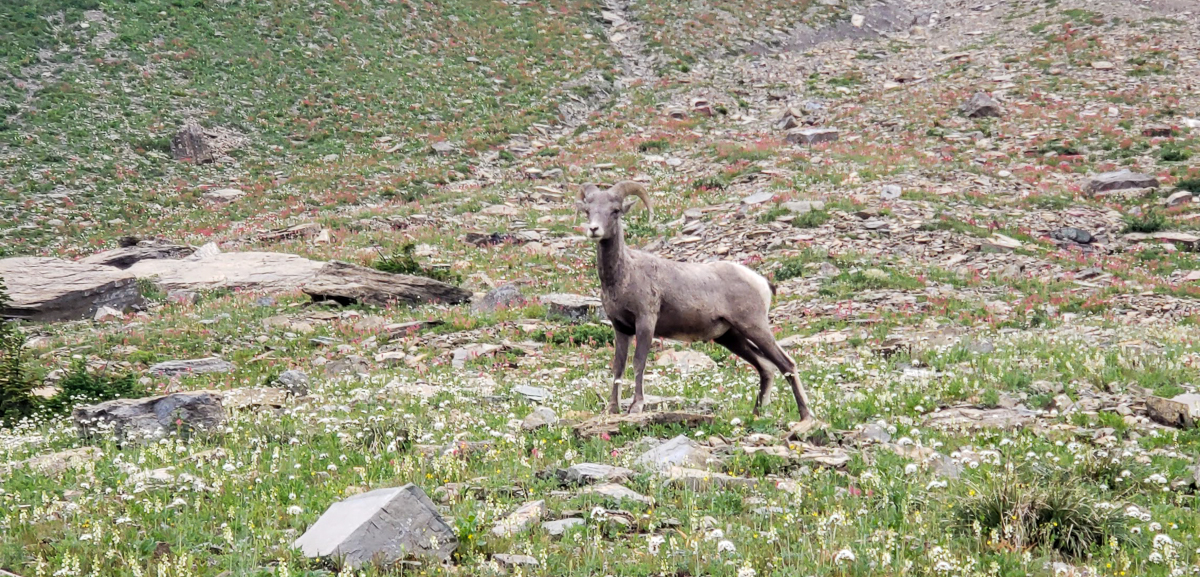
[587,224,601,236]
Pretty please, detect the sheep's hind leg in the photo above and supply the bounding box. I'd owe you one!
[627,318,657,414]
[713,332,774,416]
[735,323,815,423]
[608,331,632,414]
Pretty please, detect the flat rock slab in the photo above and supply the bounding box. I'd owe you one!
[557,463,634,485]
[0,257,143,322]
[542,517,584,537]
[521,407,559,430]
[221,387,291,410]
[578,483,653,505]
[633,434,717,470]
[79,242,194,269]
[302,260,471,307]
[73,391,225,443]
[1086,170,1159,194]
[1146,394,1200,429]
[1,447,101,477]
[491,500,546,537]
[786,127,839,145]
[539,293,603,323]
[922,406,1036,431]
[656,350,718,373]
[472,284,527,313]
[574,412,714,439]
[128,251,326,292]
[147,357,235,377]
[293,484,457,568]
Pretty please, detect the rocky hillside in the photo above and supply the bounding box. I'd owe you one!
[2,0,1200,575]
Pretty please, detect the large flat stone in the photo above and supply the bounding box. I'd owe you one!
[79,241,194,269]
[633,434,717,471]
[293,484,457,568]
[0,257,143,322]
[147,357,235,377]
[1085,170,1159,194]
[72,391,225,443]
[1146,394,1200,429]
[128,251,326,292]
[302,261,471,306]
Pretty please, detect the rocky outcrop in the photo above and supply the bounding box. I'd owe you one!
[72,391,225,443]
[0,257,142,321]
[301,261,471,306]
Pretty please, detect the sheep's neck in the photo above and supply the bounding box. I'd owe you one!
[597,227,630,289]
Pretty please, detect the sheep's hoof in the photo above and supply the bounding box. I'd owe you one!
[626,399,645,414]
[606,402,621,415]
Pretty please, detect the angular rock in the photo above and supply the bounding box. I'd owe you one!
[276,370,310,396]
[221,387,290,410]
[923,406,1036,431]
[171,121,216,163]
[513,385,550,403]
[887,443,962,478]
[880,184,902,200]
[491,500,546,537]
[0,257,143,322]
[574,412,713,439]
[79,241,194,269]
[293,484,457,568]
[786,127,839,145]
[202,188,245,202]
[1051,227,1094,244]
[1146,394,1200,429]
[541,518,584,537]
[148,357,235,377]
[128,252,326,292]
[2,447,102,477]
[783,200,826,214]
[302,261,471,306]
[93,306,122,321]
[741,190,775,205]
[655,349,718,373]
[579,483,653,505]
[521,407,559,431]
[493,554,539,569]
[633,434,717,470]
[960,92,1002,118]
[557,463,634,485]
[472,284,527,313]
[1165,191,1193,207]
[72,391,225,443]
[539,293,603,323]
[430,141,457,156]
[981,233,1023,253]
[1085,170,1159,194]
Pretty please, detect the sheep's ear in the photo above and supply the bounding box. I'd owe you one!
[578,183,599,201]
[620,196,640,214]
[574,200,588,212]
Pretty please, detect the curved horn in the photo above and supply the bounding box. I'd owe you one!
[609,181,653,214]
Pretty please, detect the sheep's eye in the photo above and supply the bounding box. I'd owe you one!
[611,209,620,216]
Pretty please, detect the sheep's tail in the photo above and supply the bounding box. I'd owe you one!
[767,280,777,296]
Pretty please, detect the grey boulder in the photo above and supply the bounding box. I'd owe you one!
[72,391,225,443]
[0,257,143,322]
[148,357,235,377]
[293,484,457,568]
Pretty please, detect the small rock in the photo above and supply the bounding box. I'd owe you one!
[742,191,775,205]
[293,484,457,568]
[923,406,1036,431]
[493,554,539,569]
[662,466,758,490]
[541,517,584,537]
[472,284,527,314]
[430,141,457,156]
[782,200,825,213]
[557,463,634,485]
[579,482,653,505]
[521,407,559,431]
[539,293,602,323]
[1146,394,1200,429]
[786,127,839,145]
[1086,170,1159,194]
[1091,61,1115,70]
[981,233,1022,253]
[202,188,245,202]
[93,305,123,321]
[655,349,718,373]
[633,434,717,471]
[961,92,1002,118]
[148,357,235,377]
[880,185,902,200]
[1142,125,1174,138]
[1165,191,1193,207]
[275,370,310,396]
[1051,227,1094,244]
[850,14,864,27]
[513,385,551,403]
[491,500,546,537]
[6,447,102,476]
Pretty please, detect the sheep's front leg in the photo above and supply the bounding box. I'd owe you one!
[608,331,631,414]
[627,318,656,414]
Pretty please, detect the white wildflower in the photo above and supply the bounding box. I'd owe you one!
[834,548,855,563]
[717,540,736,554]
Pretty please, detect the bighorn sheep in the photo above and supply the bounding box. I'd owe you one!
[577,181,815,424]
